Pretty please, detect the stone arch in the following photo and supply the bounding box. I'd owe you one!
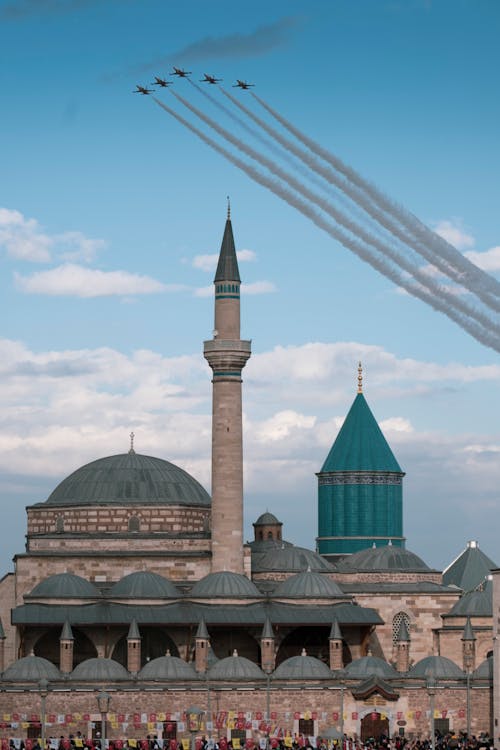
[207,628,260,662]
[275,626,339,666]
[34,627,98,667]
[112,627,179,668]
[360,711,389,742]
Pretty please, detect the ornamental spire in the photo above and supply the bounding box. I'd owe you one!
[227,195,231,220]
[129,431,135,454]
[357,361,363,393]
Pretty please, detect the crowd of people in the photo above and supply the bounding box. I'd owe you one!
[0,733,495,750]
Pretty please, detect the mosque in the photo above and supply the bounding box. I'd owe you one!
[0,211,498,745]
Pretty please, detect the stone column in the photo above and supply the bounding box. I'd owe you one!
[329,619,344,671]
[127,619,142,674]
[59,620,74,674]
[195,618,210,674]
[260,617,276,673]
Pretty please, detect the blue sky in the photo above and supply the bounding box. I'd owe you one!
[1,0,499,573]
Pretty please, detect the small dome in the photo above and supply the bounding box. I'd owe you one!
[29,573,100,598]
[409,655,464,680]
[473,656,493,680]
[272,653,332,680]
[344,655,398,679]
[337,545,431,573]
[274,570,345,598]
[254,546,333,574]
[2,655,62,681]
[70,658,129,681]
[447,579,492,617]
[138,654,198,680]
[190,571,260,598]
[43,453,210,507]
[254,512,281,525]
[110,571,180,598]
[208,653,265,680]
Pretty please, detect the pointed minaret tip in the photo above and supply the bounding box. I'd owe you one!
[227,195,231,220]
[357,361,363,394]
[129,431,135,454]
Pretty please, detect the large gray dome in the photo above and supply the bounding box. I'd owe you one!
[190,571,261,598]
[110,571,180,598]
[208,653,265,680]
[408,655,464,680]
[29,573,100,598]
[344,655,398,679]
[70,658,130,681]
[43,453,210,507]
[272,653,332,680]
[274,570,345,598]
[2,655,62,681]
[138,654,198,680]
[337,545,431,572]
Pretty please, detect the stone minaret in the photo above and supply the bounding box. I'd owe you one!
[127,619,142,673]
[461,616,476,672]
[195,618,210,673]
[329,619,343,671]
[260,616,276,673]
[395,617,411,673]
[59,620,74,674]
[204,204,251,574]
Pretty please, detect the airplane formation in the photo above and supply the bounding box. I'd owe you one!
[133,69,254,95]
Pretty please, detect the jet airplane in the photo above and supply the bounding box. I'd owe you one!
[200,73,222,84]
[233,79,254,90]
[152,77,171,88]
[134,85,153,95]
[171,67,191,78]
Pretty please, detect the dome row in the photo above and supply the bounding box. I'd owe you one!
[2,652,491,683]
[28,570,351,600]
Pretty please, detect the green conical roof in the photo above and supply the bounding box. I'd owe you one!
[214,218,240,283]
[321,393,402,473]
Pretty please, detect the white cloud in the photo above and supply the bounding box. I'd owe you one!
[241,280,276,295]
[14,263,177,297]
[0,207,52,262]
[465,246,500,272]
[192,248,257,272]
[0,207,107,264]
[433,219,475,250]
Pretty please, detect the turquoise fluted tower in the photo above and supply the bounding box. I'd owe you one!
[317,364,405,560]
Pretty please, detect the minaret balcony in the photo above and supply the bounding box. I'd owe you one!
[203,339,251,372]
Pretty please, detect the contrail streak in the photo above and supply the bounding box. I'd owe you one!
[188,80,367,216]
[169,89,498,338]
[251,92,500,306]
[151,96,500,354]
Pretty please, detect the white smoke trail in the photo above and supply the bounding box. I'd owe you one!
[151,96,500,354]
[251,92,500,306]
[170,89,498,338]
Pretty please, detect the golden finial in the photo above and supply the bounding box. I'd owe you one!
[357,361,363,393]
[129,431,135,454]
[227,195,231,220]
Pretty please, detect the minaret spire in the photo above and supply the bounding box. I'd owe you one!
[357,361,363,393]
[203,204,251,574]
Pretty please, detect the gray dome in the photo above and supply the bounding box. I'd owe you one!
[274,570,345,598]
[208,653,265,680]
[2,655,62,681]
[409,655,464,680]
[473,656,493,680]
[344,655,398,679]
[337,545,431,572]
[447,579,492,617]
[110,571,180,598]
[138,654,198,680]
[190,571,261,598]
[29,573,100,598]
[43,453,210,507]
[254,512,281,525]
[70,658,130,681]
[272,653,332,680]
[254,546,334,574]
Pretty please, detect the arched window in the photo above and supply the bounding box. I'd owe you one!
[55,516,64,533]
[267,531,273,540]
[392,611,411,644]
[128,515,140,532]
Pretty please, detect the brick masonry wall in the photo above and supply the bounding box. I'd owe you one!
[0,684,492,741]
